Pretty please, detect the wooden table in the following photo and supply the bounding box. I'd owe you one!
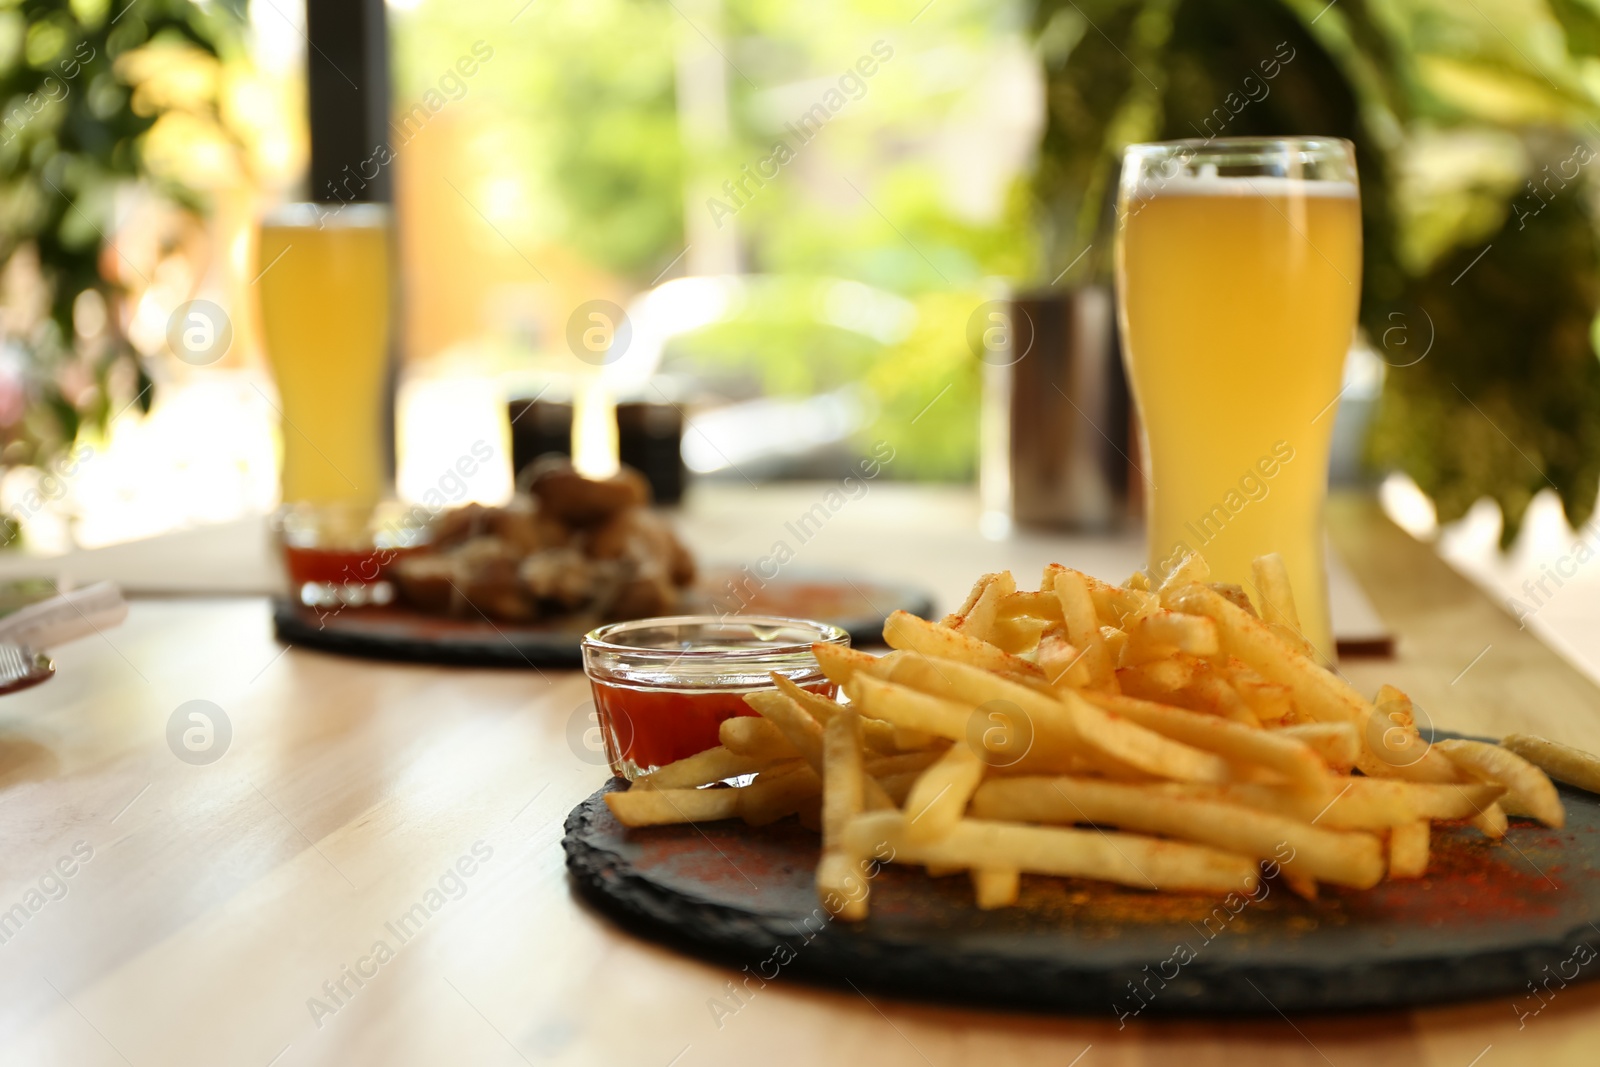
[2,490,1598,1066]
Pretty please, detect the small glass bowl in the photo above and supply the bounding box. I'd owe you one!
[580,614,850,780]
[273,501,431,610]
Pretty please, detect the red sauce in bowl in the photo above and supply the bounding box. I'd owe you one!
[590,678,837,773]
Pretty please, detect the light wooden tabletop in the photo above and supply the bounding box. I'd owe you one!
[2,490,1598,1066]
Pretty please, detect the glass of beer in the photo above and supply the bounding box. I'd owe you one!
[256,203,392,508]
[1116,138,1362,659]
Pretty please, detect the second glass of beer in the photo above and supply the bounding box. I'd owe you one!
[256,203,392,509]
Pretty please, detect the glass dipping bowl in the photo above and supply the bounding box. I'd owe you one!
[273,501,431,610]
[580,614,850,780]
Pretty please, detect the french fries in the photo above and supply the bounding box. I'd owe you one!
[600,550,1572,921]
[1389,820,1429,879]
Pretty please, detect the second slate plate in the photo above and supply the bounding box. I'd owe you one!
[273,570,934,669]
[563,767,1600,1017]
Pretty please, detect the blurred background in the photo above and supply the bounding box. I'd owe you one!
[6,0,1600,604]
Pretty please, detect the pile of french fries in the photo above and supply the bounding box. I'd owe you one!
[606,552,1567,919]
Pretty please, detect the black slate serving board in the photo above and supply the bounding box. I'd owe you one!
[563,768,1600,1017]
[273,572,934,669]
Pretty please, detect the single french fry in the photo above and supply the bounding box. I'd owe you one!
[1502,733,1600,796]
[1059,689,1236,784]
[721,716,799,760]
[846,675,972,740]
[1053,569,1114,688]
[1156,779,1505,831]
[816,850,868,919]
[989,615,1052,654]
[843,811,1260,897]
[955,572,1016,644]
[744,691,826,772]
[810,642,888,687]
[768,674,838,723]
[1157,551,1211,602]
[1250,553,1299,627]
[1124,569,1153,592]
[1277,722,1360,774]
[1266,622,1315,658]
[1471,800,1509,839]
[941,572,998,628]
[823,710,866,847]
[1359,779,1505,824]
[1389,820,1429,879]
[817,709,871,918]
[1208,583,1260,617]
[875,655,1080,765]
[972,776,1384,888]
[999,590,1063,624]
[904,742,985,843]
[1354,745,1465,785]
[1037,630,1092,689]
[883,610,1045,679]
[1101,627,1130,667]
[606,785,740,827]
[971,868,1020,910]
[1250,552,1313,656]
[1435,739,1565,828]
[1080,691,1332,796]
[643,746,774,789]
[738,761,822,826]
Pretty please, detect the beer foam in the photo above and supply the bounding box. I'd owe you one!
[1133,174,1357,199]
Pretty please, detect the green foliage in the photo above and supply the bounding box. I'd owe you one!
[1031,0,1600,544]
[0,0,237,466]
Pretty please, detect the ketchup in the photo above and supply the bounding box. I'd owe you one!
[590,678,837,774]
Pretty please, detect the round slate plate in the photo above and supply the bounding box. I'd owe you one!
[272,571,934,669]
[563,765,1600,1016]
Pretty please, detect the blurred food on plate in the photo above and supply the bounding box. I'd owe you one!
[393,457,695,623]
